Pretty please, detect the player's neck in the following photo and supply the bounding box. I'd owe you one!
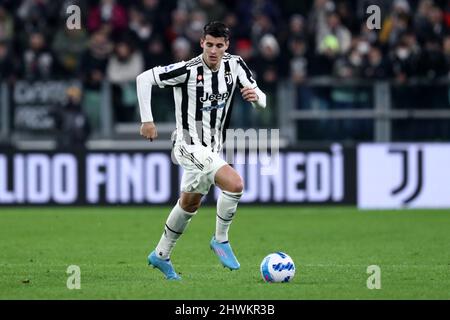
[202,55,221,72]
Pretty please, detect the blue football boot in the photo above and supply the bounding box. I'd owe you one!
[148,251,181,280]
[210,237,240,270]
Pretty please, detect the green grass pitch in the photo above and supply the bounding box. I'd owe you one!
[0,206,449,299]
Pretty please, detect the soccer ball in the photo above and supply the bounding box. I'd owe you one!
[260,252,295,283]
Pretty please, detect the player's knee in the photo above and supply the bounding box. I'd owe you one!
[179,199,201,213]
[228,178,244,194]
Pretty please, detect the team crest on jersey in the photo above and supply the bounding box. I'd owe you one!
[225,71,233,85]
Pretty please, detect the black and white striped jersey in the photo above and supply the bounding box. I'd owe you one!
[139,53,264,153]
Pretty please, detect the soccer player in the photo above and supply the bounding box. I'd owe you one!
[136,21,267,280]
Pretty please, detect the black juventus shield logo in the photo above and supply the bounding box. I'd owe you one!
[389,147,424,205]
[225,72,233,85]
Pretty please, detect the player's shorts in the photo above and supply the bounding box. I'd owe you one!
[173,142,228,195]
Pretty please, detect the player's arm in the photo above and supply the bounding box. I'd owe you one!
[240,86,266,109]
[236,57,267,110]
[136,68,158,141]
[136,62,188,141]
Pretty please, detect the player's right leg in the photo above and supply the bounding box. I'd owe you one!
[210,164,244,270]
[148,192,203,280]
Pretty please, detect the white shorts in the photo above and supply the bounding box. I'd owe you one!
[173,142,228,195]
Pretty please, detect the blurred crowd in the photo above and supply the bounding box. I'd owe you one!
[1,0,450,84]
[0,0,449,130]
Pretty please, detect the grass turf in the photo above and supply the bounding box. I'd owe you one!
[0,206,449,299]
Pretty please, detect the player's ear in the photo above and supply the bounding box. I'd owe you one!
[200,37,205,49]
[225,39,230,50]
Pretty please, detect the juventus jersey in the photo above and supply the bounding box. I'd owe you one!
[141,53,262,153]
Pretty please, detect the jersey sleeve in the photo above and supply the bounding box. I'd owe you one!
[235,57,267,109]
[150,61,189,88]
[236,57,257,89]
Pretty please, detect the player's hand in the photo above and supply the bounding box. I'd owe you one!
[140,122,158,141]
[240,87,259,102]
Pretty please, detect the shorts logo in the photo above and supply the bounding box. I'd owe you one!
[205,156,213,166]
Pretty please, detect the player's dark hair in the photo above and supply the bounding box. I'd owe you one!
[203,21,230,40]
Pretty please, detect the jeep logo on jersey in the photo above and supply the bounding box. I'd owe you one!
[199,92,230,103]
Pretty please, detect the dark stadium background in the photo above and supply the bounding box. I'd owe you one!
[0,0,449,303]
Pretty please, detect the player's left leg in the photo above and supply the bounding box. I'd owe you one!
[149,192,203,280]
[210,164,244,270]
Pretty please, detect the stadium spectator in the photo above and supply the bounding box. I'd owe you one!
[253,33,281,127]
[389,33,421,83]
[79,31,113,90]
[0,40,17,82]
[427,5,447,40]
[251,12,277,46]
[445,0,450,28]
[363,45,391,79]
[143,36,170,69]
[185,9,208,56]
[87,0,128,37]
[336,0,360,34]
[197,0,227,22]
[171,36,193,62]
[414,0,435,43]
[164,8,189,44]
[16,0,53,35]
[417,36,448,79]
[141,0,169,35]
[0,4,14,43]
[308,0,336,50]
[317,10,352,55]
[288,36,309,84]
[444,35,450,76]
[107,38,144,84]
[128,5,154,51]
[52,27,88,75]
[289,14,307,40]
[107,38,144,122]
[222,12,241,42]
[21,32,57,80]
[52,86,91,149]
[77,31,113,131]
[379,0,412,48]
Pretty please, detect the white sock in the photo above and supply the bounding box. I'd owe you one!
[155,200,196,260]
[215,190,243,243]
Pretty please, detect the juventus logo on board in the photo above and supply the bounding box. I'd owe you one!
[389,147,424,205]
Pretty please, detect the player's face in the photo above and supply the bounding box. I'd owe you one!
[200,35,229,70]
